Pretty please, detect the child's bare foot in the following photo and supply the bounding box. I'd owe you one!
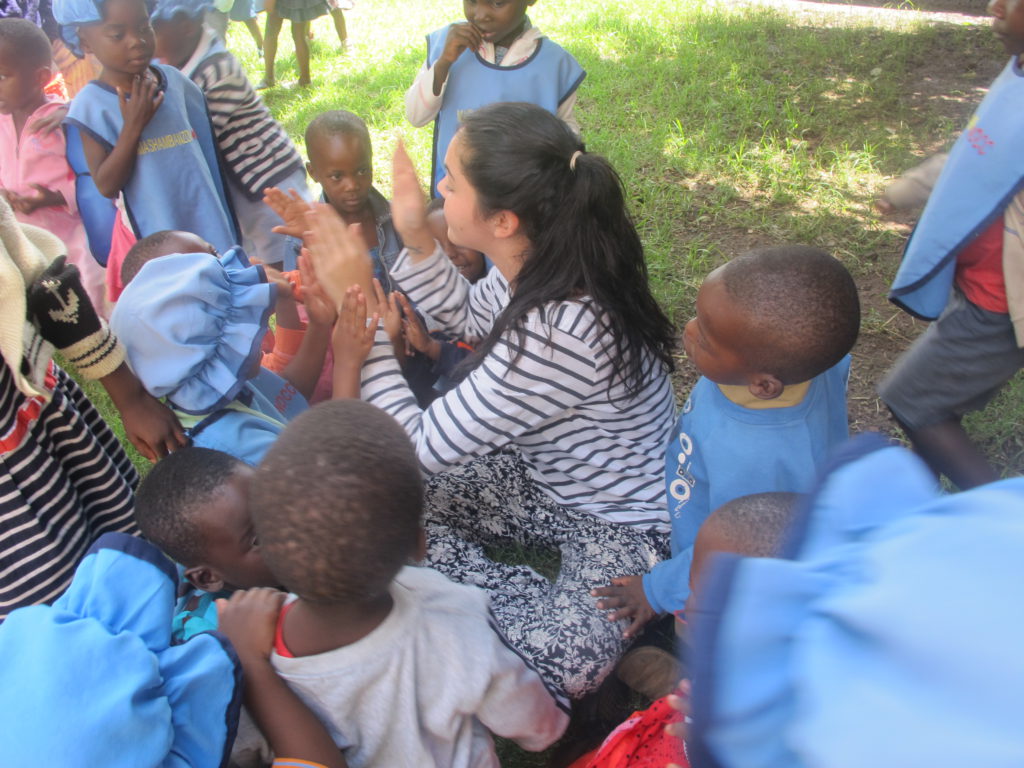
[255,78,274,89]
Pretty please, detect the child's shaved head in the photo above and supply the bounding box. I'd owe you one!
[0,19,52,69]
[251,400,423,603]
[719,246,860,384]
[121,230,217,285]
[305,109,371,151]
[704,492,800,559]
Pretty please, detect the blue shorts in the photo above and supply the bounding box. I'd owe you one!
[878,289,1024,430]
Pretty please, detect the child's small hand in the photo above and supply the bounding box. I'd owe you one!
[265,187,312,238]
[591,575,656,639]
[371,278,403,350]
[28,104,69,136]
[7,184,65,215]
[118,73,164,133]
[333,284,379,367]
[298,251,338,327]
[395,292,441,361]
[440,21,483,64]
[216,588,287,664]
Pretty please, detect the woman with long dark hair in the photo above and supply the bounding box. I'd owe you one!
[308,102,677,700]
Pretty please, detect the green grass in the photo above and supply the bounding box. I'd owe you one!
[74,2,1021,765]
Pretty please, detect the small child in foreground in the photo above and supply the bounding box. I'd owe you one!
[120,229,336,401]
[594,246,859,639]
[230,400,569,768]
[570,492,800,768]
[111,240,310,465]
[0,19,106,309]
[134,446,277,640]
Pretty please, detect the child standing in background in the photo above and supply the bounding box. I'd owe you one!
[151,0,309,267]
[0,19,106,309]
[53,0,238,257]
[405,0,585,193]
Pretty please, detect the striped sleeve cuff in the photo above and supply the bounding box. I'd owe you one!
[59,322,125,381]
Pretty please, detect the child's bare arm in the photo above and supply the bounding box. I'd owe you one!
[83,74,164,198]
[280,254,337,400]
[7,184,66,215]
[217,590,348,768]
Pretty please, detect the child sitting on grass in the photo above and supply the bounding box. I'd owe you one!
[110,241,313,465]
[405,0,585,193]
[0,18,106,310]
[150,0,310,268]
[53,0,238,261]
[134,446,277,640]
[119,229,336,402]
[568,492,800,768]
[230,400,570,768]
[593,246,859,640]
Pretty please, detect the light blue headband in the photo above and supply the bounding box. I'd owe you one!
[52,0,157,57]
[150,0,212,23]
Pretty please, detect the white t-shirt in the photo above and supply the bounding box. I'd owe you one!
[231,566,569,767]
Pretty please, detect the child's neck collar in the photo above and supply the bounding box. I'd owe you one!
[281,591,395,657]
[717,379,811,409]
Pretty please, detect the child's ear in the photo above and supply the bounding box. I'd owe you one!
[305,161,317,182]
[184,565,226,593]
[747,372,784,400]
[490,209,520,240]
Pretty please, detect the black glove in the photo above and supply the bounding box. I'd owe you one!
[26,255,104,350]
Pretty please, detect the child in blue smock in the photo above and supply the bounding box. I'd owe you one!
[405,0,585,194]
[689,436,1024,768]
[878,0,1024,491]
[593,245,860,639]
[111,243,308,465]
[52,0,238,256]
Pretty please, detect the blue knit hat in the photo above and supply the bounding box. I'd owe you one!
[110,246,275,415]
[689,434,1024,768]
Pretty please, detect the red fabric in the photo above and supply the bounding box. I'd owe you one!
[105,213,137,303]
[274,601,296,658]
[567,696,689,768]
[955,215,1007,313]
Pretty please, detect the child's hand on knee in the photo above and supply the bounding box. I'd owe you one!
[591,575,656,639]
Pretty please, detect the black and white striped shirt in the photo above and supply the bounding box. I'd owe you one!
[0,362,138,620]
[187,36,304,201]
[362,247,676,530]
